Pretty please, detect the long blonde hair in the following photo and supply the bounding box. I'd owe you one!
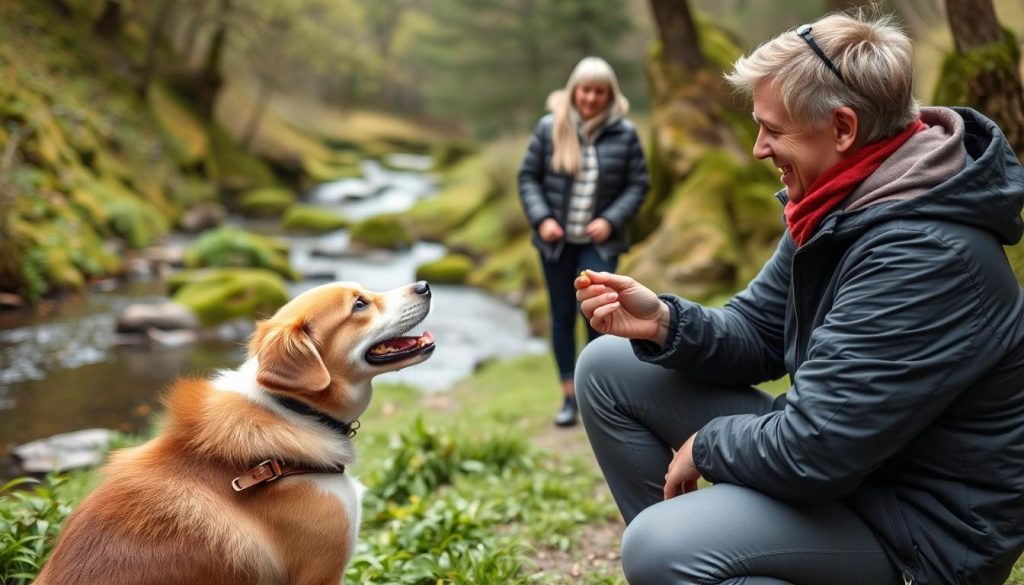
[550,57,629,176]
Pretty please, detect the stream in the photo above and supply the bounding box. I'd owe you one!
[0,155,546,470]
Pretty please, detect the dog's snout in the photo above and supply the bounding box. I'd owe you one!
[414,281,431,297]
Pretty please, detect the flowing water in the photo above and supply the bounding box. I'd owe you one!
[0,156,546,470]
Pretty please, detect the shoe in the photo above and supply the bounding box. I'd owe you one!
[554,395,578,427]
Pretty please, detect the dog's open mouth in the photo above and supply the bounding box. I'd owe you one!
[366,331,435,364]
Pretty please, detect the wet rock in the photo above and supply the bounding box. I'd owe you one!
[12,428,115,473]
[145,327,200,347]
[116,302,200,334]
[179,201,227,234]
[0,292,24,309]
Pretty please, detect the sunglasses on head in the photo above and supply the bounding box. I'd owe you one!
[795,24,845,85]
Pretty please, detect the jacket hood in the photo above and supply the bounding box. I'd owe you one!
[827,108,1024,246]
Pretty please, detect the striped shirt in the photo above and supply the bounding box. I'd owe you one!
[565,142,599,243]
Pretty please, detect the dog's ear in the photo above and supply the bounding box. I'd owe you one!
[252,320,331,393]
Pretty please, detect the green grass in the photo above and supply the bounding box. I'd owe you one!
[3,352,1022,584]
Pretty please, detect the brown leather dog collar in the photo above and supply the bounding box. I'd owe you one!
[232,458,346,492]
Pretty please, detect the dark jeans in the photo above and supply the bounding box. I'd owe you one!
[540,242,618,381]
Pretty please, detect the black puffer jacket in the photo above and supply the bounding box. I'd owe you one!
[635,108,1024,585]
[518,113,649,261]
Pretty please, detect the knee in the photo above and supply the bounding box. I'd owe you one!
[574,335,629,411]
[621,506,696,584]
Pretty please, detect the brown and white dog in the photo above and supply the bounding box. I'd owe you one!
[35,281,435,585]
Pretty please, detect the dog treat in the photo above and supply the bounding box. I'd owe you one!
[578,270,592,287]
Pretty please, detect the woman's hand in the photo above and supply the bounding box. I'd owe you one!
[538,218,564,243]
[586,218,612,243]
[664,432,701,500]
[575,270,670,344]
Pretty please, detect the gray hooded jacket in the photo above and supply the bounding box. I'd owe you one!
[634,108,1024,585]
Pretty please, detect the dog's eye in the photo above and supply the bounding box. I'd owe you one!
[353,297,369,311]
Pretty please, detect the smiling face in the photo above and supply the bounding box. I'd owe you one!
[573,81,612,121]
[751,81,844,203]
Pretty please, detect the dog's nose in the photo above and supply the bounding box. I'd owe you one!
[414,281,431,297]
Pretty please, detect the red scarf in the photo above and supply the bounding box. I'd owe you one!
[784,118,927,246]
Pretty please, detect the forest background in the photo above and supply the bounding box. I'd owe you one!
[0,0,1023,583]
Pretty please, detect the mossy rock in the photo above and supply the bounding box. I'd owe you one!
[282,205,349,233]
[415,254,475,285]
[170,268,289,325]
[207,122,278,192]
[405,155,494,241]
[431,139,479,171]
[620,151,763,301]
[302,156,363,182]
[67,175,169,249]
[184,226,298,280]
[350,214,415,250]
[148,82,209,167]
[446,194,526,257]
[237,187,296,218]
[467,234,542,299]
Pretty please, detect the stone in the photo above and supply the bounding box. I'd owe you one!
[179,201,227,234]
[115,302,200,334]
[12,428,115,473]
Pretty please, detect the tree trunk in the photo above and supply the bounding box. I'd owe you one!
[944,0,1024,157]
[241,81,272,149]
[648,0,703,69]
[93,0,123,37]
[137,0,175,98]
[195,0,231,119]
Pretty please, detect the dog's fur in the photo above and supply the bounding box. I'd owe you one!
[35,281,435,585]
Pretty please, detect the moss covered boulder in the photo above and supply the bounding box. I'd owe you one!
[621,151,781,301]
[467,235,542,301]
[237,187,296,218]
[350,214,414,250]
[169,268,289,325]
[405,155,494,241]
[282,205,349,233]
[415,254,475,285]
[302,155,362,183]
[184,226,298,280]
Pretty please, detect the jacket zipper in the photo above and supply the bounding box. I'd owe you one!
[902,570,914,585]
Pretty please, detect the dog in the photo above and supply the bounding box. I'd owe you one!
[35,281,436,585]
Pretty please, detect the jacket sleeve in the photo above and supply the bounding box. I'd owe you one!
[518,119,554,228]
[598,127,649,230]
[693,228,989,502]
[631,234,793,386]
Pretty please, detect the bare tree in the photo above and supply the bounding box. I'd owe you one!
[942,0,1024,156]
[93,0,123,37]
[648,0,702,69]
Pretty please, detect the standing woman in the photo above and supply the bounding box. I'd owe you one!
[518,56,649,427]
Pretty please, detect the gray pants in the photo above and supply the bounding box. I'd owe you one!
[575,336,900,585]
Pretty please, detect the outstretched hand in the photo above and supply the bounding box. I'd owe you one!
[574,270,670,345]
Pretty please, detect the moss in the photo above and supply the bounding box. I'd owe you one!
[349,214,415,250]
[237,187,296,218]
[933,28,1021,106]
[467,234,542,299]
[621,151,759,301]
[170,268,289,325]
[405,155,494,241]
[184,226,298,281]
[207,122,278,192]
[415,254,475,285]
[431,139,479,170]
[148,82,209,167]
[282,205,349,233]
[302,156,363,182]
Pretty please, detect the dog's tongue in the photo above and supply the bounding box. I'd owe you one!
[369,331,434,355]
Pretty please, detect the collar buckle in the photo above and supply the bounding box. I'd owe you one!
[232,459,284,492]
